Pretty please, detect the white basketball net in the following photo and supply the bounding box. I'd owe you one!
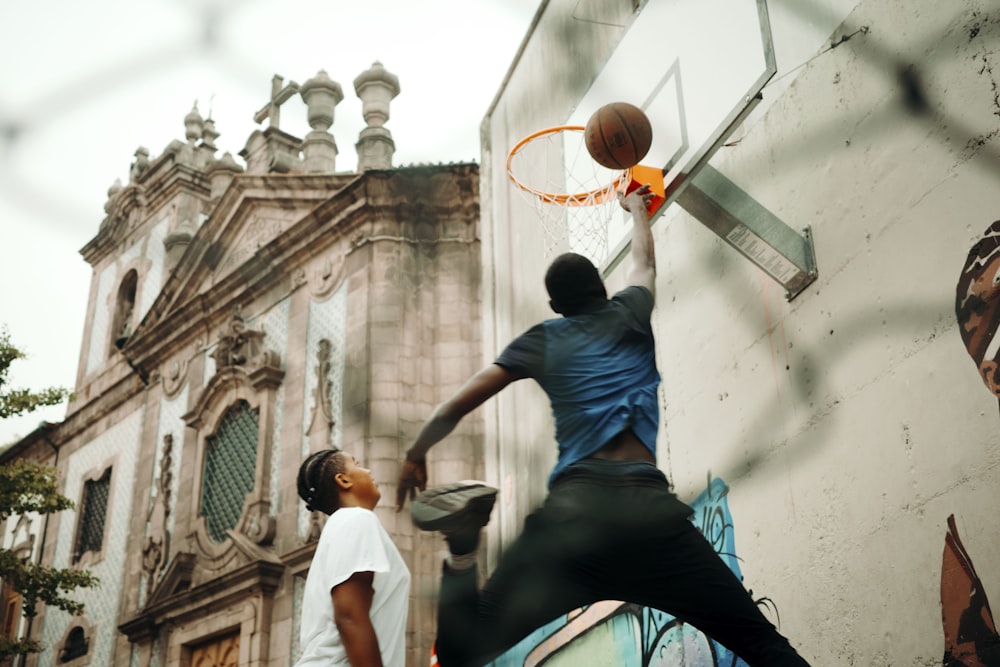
[506,126,632,266]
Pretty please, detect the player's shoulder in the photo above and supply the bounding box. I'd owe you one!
[612,284,654,305]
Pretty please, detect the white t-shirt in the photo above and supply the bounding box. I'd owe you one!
[296,507,411,666]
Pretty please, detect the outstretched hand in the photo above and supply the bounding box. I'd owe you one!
[619,183,654,213]
[396,457,427,512]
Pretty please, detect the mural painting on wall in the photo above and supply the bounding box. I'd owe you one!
[956,220,1000,404]
[942,515,1000,667]
[457,476,778,667]
[948,222,1000,666]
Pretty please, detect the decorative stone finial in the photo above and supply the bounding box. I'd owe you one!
[353,61,400,128]
[201,118,219,150]
[129,147,150,184]
[354,62,400,171]
[104,178,124,213]
[300,70,343,173]
[301,70,344,131]
[185,102,204,143]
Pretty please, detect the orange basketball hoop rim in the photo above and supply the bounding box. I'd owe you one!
[506,124,666,212]
[506,125,632,206]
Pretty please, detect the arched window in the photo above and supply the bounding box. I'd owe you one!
[60,625,88,662]
[110,269,138,354]
[200,401,259,542]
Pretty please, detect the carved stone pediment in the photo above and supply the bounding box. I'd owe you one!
[145,552,196,609]
[119,550,284,645]
[188,525,282,576]
[215,214,295,278]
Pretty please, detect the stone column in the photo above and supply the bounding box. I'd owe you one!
[353,62,400,172]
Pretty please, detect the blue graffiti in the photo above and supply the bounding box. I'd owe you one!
[486,476,753,667]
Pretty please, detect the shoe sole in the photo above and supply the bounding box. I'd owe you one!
[411,481,498,533]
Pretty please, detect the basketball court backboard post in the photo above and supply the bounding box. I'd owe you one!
[676,164,818,300]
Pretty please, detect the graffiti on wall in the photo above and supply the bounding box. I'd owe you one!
[947,224,1000,666]
[479,476,775,667]
[941,516,1000,667]
[956,220,1000,403]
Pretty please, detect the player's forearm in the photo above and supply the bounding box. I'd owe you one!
[406,365,514,460]
[627,201,656,294]
[630,204,654,272]
[406,410,460,460]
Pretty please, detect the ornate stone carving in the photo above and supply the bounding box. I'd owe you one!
[142,435,173,604]
[209,306,279,372]
[188,518,281,573]
[239,499,276,546]
[306,339,335,450]
[161,358,189,398]
[310,257,344,298]
[129,146,150,184]
[11,514,35,560]
[217,215,292,276]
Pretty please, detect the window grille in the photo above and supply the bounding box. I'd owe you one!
[201,400,259,542]
[73,468,111,563]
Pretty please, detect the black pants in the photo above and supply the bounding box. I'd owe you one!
[435,459,810,666]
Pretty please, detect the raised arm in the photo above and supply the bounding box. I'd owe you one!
[396,363,519,510]
[621,184,656,297]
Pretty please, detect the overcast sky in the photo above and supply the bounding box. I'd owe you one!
[0,0,540,446]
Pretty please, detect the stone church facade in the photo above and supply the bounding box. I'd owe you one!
[0,64,484,666]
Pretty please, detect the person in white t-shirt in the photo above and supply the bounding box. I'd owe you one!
[295,448,411,667]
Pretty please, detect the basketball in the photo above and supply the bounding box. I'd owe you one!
[584,102,653,170]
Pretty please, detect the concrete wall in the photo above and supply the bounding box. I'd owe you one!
[482,0,1000,663]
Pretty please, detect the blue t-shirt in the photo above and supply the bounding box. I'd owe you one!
[495,285,660,485]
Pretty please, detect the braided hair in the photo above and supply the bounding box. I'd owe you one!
[297,449,348,515]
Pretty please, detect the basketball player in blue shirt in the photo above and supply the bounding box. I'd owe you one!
[397,185,811,666]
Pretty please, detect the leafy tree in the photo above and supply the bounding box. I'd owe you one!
[0,327,97,658]
[0,327,71,420]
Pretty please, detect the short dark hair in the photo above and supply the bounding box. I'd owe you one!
[545,253,607,315]
[297,449,348,515]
